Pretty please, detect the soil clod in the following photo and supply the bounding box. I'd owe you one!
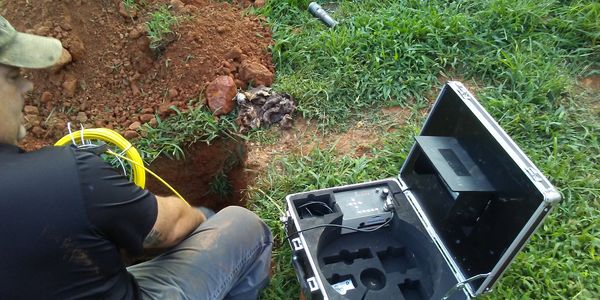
[51,48,73,73]
[128,121,142,131]
[23,106,39,116]
[239,60,273,87]
[40,92,53,103]
[123,130,138,139]
[62,75,78,97]
[76,112,88,123]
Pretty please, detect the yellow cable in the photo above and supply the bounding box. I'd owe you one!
[55,128,146,188]
[106,149,190,206]
[55,128,189,206]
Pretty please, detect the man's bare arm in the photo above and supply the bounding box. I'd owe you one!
[143,195,205,249]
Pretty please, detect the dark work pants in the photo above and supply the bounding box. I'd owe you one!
[127,206,273,300]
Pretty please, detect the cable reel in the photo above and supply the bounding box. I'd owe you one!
[55,126,188,205]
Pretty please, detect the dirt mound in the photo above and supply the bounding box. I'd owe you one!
[2,0,273,150]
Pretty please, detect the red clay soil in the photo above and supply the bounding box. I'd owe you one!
[2,0,274,150]
[145,138,248,209]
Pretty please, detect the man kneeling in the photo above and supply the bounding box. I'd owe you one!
[0,15,272,300]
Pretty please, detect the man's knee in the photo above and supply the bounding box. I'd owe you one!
[219,206,272,241]
[220,206,260,223]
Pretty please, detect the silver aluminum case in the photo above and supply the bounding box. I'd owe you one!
[283,81,561,299]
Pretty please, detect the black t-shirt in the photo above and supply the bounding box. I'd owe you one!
[0,144,158,299]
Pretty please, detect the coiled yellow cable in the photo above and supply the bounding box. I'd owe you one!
[55,128,189,206]
[55,128,146,187]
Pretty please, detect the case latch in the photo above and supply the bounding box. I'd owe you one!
[306,277,319,292]
[291,238,304,251]
[442,272,490,300]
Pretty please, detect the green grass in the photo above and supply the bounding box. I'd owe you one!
[146,4,179,50]
[244,0,600,299]
[208,170,234,199]
[259,0,598,126]
[135,105,239,162]
[122,0,139,13]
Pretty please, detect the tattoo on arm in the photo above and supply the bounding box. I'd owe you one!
[143,228,163,248]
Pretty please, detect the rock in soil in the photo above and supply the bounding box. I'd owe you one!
[168,88,179,99]
[148,117,158,127]
[581,74,600,90]
[170,0,186,13]
[62,75,78,97]
[24,114,41,127]
[206,75,237,116]
[35,26,50,36]
[225,47,243,61]
[141,107,154,114]
[40,91,53,103]
[236,86,295,132]
[234,79,247,89]
[278,112,293,130]
[23,105,39,115]
[239,60,273,86]
[140,114,154,123]
[76,111,88,123]
[128,24,146,39]
[128,121,141,131]
[65,37,86,61]
[158,103,173,117]
[31,126,45,138]
[123,130,138,139]
[130,81,141,97]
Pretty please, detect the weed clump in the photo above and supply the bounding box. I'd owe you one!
[122,0,138,13]
[146,5,179,52]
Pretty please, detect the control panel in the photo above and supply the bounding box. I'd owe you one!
[334,185,394,234]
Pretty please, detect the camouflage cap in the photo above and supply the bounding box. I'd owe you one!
[0,15,62,69]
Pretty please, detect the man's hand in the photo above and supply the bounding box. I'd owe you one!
[143,196,206,249]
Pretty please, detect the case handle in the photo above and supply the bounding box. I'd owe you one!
[291,254,310,291]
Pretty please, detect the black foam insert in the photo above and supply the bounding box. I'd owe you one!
[323,248,373,265]
[398,279,427,300]
[316,223,436,299]
[377,246,416,274]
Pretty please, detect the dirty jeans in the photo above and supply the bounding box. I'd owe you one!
[127,206,273,300]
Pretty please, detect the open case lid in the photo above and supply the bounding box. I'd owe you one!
[399,81,561,297]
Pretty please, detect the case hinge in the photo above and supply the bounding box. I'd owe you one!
[442,272,490,300]
[280,210,291,224]
[525,167,543,182]
[397,178,409,191]
[451,82,477,103]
